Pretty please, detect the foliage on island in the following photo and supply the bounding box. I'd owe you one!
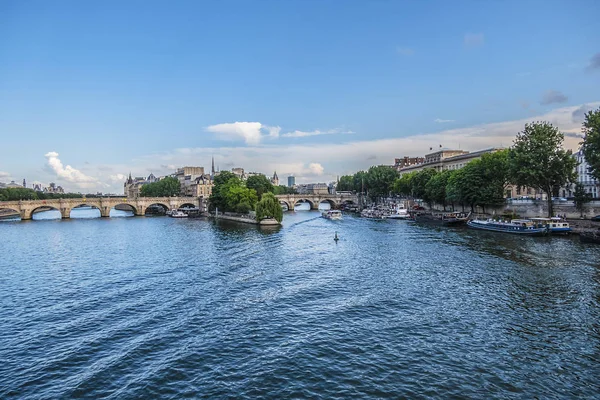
[209,171,258,214]
[581,107,600,181]
[255,192,283,223]
[140,177,181,197]
[245,175,274,199]
[0,188,83,201]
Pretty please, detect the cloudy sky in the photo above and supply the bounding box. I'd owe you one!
[0,1,599,193]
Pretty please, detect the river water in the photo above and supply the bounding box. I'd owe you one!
[1,210,599,399]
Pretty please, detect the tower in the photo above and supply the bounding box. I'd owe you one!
[23,178,26,188]
[272,171,279,186]
[211,156,215,177]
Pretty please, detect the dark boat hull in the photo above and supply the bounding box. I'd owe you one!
[467,221,548,236]
[414,213,468,226]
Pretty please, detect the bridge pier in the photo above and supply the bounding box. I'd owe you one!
[61,208,71,219]
[101,206,111,218]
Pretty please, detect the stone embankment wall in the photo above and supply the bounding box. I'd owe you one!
[431,200,600,220]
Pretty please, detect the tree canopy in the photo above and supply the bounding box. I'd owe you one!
[573,182,592,217]
[255,192,283,222]
[209,173,257,214]
[140,176,181,197]
[508,122,576,217]
[581,107,600,181]
[246,175,274,199]
[0,188,83,201]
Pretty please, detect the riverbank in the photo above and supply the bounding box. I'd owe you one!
[209,212,280,226]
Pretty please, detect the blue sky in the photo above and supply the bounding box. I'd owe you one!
[0,0,599,192]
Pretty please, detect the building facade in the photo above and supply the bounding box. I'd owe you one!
[397,148,493,176]
[575,149,599,198]
[124,173,156,198]
[189,174,213,198]
[394,157,425,171]
[271,171,279,186]
[287,176,295,187]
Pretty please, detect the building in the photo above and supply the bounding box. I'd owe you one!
[287,176,295,187]
[397,148,503,176]
[175,167,205,196]
[189,174,214,198]
[5,180,23,189]
[271,171,279,186]
[394,156,425,171]
[231,168,245,180]
[44,182,64,194]
[575,148,599,199]
[296,183,329,195]
[124,173,158,198]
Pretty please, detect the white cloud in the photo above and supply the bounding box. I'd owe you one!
[282,128,354,138]
[308,163,324,175]
[464,33,484,48]
[109,173,127,182]
[0,171,11,179]
[396,47,414,56]
[44,151,100,188]
[434,118,454,123]
[205,122,281,145]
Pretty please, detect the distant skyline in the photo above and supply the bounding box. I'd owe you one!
[1,1,599,193]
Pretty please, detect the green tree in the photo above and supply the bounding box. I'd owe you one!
[411,168,437,205]
[573,182,592,217]
[508,122,576,217]
[225,185,258,213]
[352,171,368,193]
[0,188,39,201]
[446,169,465,210]
[246,174,274,199]
[256,192,283,222]
[273,185,296,195]
[336,175,354,192]
[581,107,600,181]
[366,165,398,200]
[140,176,181,197]
[425,170,453,210]
[392,172,415,197]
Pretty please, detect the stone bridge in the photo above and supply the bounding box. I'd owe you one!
[275,193,359,211]
[0,197,203,220]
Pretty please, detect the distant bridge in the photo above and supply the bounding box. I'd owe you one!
[275,193,359,211]
[0,197,203,220]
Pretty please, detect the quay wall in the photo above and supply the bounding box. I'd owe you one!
[431,200,600,220]
[210,213,280,226]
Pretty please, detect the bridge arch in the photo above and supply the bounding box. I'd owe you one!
[279,200,291,211]
[31,205,61,220]
[178,202,197,210]
[110,203,137,217]
[144,203,169,215]
[69,203,101,219]
[294,199,315,210]
[318,199,337,209]
[0,207,21,221]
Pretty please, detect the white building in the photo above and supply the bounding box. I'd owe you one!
[575,149,599,199]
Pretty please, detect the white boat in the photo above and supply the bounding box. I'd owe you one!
[169,210,188,218]
[385,204,411,220]
[530,217,571,234]
[322,210,342,220]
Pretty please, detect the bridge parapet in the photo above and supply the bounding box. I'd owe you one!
[0,196,203,220]
[274,193,359,211]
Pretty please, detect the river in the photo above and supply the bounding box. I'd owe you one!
[1,211,599,399]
